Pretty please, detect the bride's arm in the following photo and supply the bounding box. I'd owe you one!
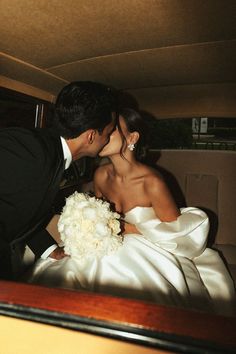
[122,221,140,235]
[145,174,180,222]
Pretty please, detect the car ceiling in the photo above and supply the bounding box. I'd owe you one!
[1,0,236,102]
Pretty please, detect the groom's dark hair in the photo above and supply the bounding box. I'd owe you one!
[54,81,118,139]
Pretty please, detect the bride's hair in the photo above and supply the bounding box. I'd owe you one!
[117,108,149,161]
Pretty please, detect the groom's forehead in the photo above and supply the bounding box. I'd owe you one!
[101,119,115,136]
[109,113,117,132]
[112,111,119,123]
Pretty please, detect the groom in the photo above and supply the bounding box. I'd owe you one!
[0,81,117,280]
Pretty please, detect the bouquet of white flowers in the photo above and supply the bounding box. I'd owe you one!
[58,192,122,262]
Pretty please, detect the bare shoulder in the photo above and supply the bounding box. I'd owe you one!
[139,164,179,221]
[94,162,112,183]
[140,164,164,182]
[142,165,167,194]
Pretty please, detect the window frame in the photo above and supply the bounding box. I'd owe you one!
[0,280,235,353]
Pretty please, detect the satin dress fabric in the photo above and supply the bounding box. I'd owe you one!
[27,207,236,316]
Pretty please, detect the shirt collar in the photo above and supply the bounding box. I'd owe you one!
[60,137,72,170]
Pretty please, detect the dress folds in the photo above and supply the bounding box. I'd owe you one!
[28,207,236,316]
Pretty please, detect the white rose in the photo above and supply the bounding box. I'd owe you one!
[83,207,97,220]
[58,192,123,261]
[95,222,110,237]
[108,219,121,235]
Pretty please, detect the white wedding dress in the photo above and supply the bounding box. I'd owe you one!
[27,207,235,316]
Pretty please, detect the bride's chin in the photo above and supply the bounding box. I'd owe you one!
[99,150,108,157]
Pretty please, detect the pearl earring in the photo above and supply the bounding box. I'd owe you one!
[128,143,135,151]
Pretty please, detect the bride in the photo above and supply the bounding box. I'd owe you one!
[27,108,235,316]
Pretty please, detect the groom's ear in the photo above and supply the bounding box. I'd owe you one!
[86,130,96,144]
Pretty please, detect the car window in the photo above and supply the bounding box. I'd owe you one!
[146,117,236,150]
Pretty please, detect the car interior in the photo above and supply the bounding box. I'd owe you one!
[0,1,236,352]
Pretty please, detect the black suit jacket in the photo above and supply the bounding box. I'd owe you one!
[0,127,65,277]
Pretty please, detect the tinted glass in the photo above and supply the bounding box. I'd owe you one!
[146,117,236,150]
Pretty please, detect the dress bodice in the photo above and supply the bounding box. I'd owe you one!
[125,206,157,224]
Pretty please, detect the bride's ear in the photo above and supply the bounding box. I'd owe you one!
[129,131,139,145]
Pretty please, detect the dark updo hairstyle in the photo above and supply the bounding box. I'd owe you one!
[54,81,118,139]
[117,108,149,161]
